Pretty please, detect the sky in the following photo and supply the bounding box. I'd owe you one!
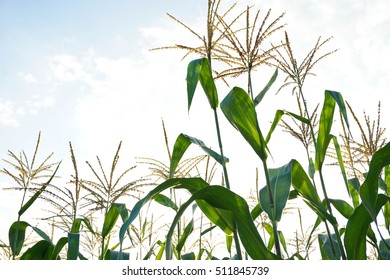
[0,0,390,255]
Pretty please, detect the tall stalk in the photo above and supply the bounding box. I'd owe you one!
[208,53,242,260]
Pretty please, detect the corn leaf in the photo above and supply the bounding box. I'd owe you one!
[315,90,349,170]
[169,133,227,178]
[18,162,61,217]
[20,240,54,260]
[153,193,178,211]
[259,162,292,222]
[186,58,218,110]
[176,220,194,257]
[102,203,126,239]
[379,239,390,260]
[166,186,280,260]
[119,178,235,259]
[221,86,268,161]
[52,237,67,260]
[265,110,310,144]
[8,221,29,256]
[253,67,278,107]
[318,233,341,260]
[360,142,390,220]
[344,194,390,259]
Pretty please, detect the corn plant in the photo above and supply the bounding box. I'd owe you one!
[118,0,390,260]
[1,132,61,259]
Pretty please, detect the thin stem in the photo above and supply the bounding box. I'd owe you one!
[208,48,242,259]
[213,108,242,259]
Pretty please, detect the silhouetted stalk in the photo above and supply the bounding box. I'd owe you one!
[208,54,242,260]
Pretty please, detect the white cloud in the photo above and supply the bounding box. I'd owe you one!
[49,54,91,83]
[0,100,23,127]
[18,72,38,84]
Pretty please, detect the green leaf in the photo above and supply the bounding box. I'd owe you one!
[102,203,127,239]
[384,166,390,231]
[329,199,354,219]
[52,237,68,260]
[166,186,280,260]
[186,58,218,110]
[319,234,341,260]
[259,162,293,222]
[105,249,130,260]
[176,219,194,256]
[181,252,196,260]
[18,162,61,216]
[308,157,316,179]
[9,221,53,257]
[253,67,278,107]
[170,133,227,178]
[265,160,336,224]
[153,193,178,211]
[9,221,29,256]
[332,136,350,196]
[379,239,390,260]
[347,177,361,208]
[119,178,235,258]
[344,194,390,259]
[226,235,233,255]
[265,110,310,144]
[360,142,390,220]
[20,240,54,260]
[221,86,268,161]
[315,91,349,170]
[155,241,165,260]
[67,233,80,260]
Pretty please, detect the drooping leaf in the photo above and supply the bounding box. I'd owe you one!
[221,86,268,161]
[265,110,310,144]
[186,58,218,111]
[254,67,278,107]
[169,133,227,178]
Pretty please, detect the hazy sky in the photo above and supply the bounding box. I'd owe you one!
[1,0,389,246]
